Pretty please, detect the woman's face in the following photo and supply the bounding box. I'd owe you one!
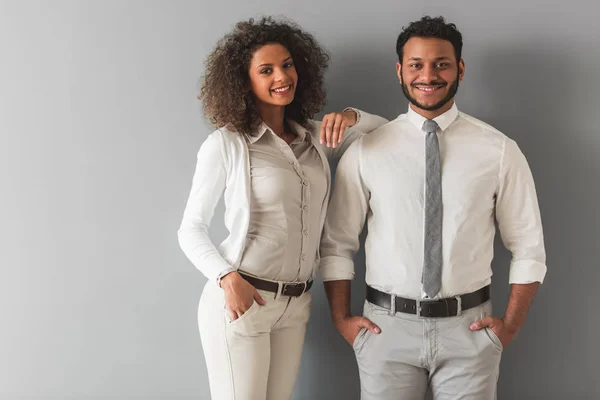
[248,43,298,109]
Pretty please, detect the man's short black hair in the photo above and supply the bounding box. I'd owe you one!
[396,16,463,62]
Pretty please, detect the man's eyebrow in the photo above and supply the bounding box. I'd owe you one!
[407,56,452,61]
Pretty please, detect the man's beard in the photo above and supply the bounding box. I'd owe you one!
[401,70,459,111]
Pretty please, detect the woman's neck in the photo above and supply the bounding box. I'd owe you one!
[258,104,286,137]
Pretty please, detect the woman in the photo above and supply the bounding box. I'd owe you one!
[178,17,386,400]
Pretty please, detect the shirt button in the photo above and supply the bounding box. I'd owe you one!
[303,229,309,235]
[294,162,299,166]
[302,180,309,186]
[303,205,309,211]
[301,254,307,261]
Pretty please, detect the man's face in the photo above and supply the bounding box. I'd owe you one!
[396,37,464,114]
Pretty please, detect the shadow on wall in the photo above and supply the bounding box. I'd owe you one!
[479,43,598,400]
[294,41,598,399]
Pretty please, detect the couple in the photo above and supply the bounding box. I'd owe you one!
[178,15,546,400]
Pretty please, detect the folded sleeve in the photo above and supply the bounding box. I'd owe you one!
[319,139,370,281]
[495,138,547,284]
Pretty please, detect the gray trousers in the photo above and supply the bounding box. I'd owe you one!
[353,299,503,400]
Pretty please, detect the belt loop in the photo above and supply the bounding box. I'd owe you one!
[275,282,283,300]
[455,295,462,317]
[416,298,421,317]
[389,294,396,316]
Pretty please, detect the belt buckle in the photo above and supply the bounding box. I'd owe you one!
[417,298,450,317]
[416,298,434,317]
[282,282,305,297]
[418,297,461,318]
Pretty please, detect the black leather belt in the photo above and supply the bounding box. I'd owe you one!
[239,272,312,297]
[366,285,490,318]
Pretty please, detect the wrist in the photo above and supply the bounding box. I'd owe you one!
[331,312,351,324]
[219,271,241,289]
[502,317,521,335]
[342,110,358,127]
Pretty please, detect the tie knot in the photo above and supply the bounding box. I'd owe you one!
[422,119,439,133]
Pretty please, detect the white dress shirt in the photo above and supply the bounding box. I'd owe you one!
[320,103,547,298]
[240,123,327,282]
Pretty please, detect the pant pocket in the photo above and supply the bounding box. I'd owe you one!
[353,327,370,353]
[484,327,504,352]
[225,300,259,326]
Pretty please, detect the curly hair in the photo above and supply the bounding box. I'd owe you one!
[199,17,330,134]
[396,16,463,63]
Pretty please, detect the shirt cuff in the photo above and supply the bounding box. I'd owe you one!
[319,256,355,281]
[343,107,361,127]
[216,267,237,286]
[508,260,547,284]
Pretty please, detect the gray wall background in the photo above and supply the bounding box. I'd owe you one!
[1,1,598,399]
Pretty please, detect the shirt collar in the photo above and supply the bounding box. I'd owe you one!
[244,122,269,144]
[245,120,308,144]
[286,120,309,143]
[406,102,459,133]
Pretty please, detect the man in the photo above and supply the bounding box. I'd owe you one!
[320,16,546,399]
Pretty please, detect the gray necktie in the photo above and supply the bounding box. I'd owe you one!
[422,119,443,298]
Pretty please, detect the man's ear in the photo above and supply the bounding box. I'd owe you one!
[396,62,403,83]
[458,59,465,82]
